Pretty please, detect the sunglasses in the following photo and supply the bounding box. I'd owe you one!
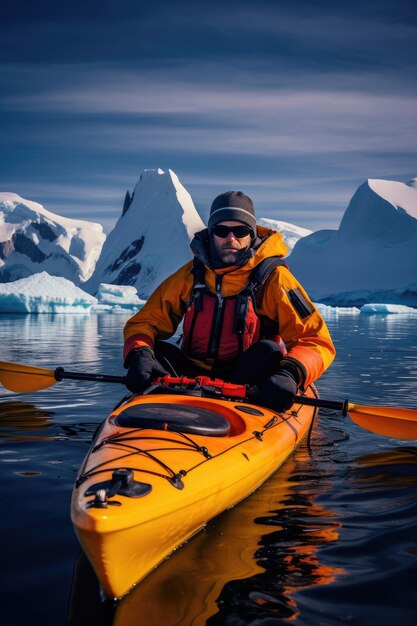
[212,224,253,239]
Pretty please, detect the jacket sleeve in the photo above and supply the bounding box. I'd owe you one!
[123,262,194,362]
[259,266,336,387]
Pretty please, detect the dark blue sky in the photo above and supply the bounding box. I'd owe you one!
[1,0,416,232]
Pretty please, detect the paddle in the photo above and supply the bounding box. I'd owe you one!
[0,361,416,440]
[0,361,125,393]
[293,395,417,440]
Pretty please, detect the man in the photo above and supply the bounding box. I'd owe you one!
[123,191,335,412]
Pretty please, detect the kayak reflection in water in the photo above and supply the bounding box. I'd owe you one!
[123,191,335,408]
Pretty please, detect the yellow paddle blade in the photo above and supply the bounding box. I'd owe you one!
[0,361,57,393]
[348,403,417,440]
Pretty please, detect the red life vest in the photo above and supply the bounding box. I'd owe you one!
[182,257,288,365]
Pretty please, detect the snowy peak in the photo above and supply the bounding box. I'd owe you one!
[0,193,105,285]
[127,168,204,239]
[84,168,205,298]
[369,178,417,219]
[288,176,417,305]
[338,179,417,245]
[0,192,45,216]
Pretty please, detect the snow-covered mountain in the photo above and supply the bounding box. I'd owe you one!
[258,218,311,253]
[6,174,415,307]
[84,169,205,298]
[0,193,105,285]
[289,178,417,306]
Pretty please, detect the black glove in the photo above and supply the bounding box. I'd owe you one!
[258,363,300,413]
[125,347,169,393]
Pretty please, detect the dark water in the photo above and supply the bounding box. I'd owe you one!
[1,311,416,626]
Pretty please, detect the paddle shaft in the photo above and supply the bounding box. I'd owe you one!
[295,395,349,415]
[54,368,126,385]
[54,368,347,412]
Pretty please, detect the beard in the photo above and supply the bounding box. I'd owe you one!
[217,242,244,263]
[209,237,254,269]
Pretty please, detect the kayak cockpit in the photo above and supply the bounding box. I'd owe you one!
[114,402,231,437]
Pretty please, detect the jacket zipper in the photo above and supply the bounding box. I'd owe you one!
[207,274,224,360]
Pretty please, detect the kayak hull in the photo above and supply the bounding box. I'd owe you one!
[71,387,318,599]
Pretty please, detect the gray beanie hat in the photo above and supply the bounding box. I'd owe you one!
[208,191,256,235]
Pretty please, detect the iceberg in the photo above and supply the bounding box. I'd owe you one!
[289,178,417,306]
[0,272,97,313]
[84,168,205,299]
[96,283,145,310]
[314,301,417,318]
[314,303,360,317]
[360,303,417,315]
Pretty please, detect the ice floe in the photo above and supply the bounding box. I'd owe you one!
[360,303,417,315]
[314,303,360,317]
[0,273,148,313]
[0,272,97,313]
[96,283,145,310]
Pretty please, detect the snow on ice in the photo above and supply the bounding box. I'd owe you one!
[0,273,149,314]
[97,283,145,309]
[0,272,97,313]
[314,303,360,317]
[0,193,105,285]
[360,303,417,315]
[315,302,417,317]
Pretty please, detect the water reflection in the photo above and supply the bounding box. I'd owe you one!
[0,400,55,442]
[351,447,417,500]
[299,446,417,626]
[0,311,132,378]
[319,315,417,407]
[0,399,100,444]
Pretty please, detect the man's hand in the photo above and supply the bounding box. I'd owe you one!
[258,365,299,413]
[125,347,169,393]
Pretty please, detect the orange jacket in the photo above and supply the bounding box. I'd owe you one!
[124,226,335,387]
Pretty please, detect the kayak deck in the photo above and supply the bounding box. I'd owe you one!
[71,386,318,599]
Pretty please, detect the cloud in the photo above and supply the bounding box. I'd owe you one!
[2,62,416,164]
[1,1,416,233]
[7,103,414,159]
[3,59,417,113]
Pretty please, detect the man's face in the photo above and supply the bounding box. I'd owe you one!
[212,221,252,265]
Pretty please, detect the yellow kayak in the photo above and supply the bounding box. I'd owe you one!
[71,377,318,599]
